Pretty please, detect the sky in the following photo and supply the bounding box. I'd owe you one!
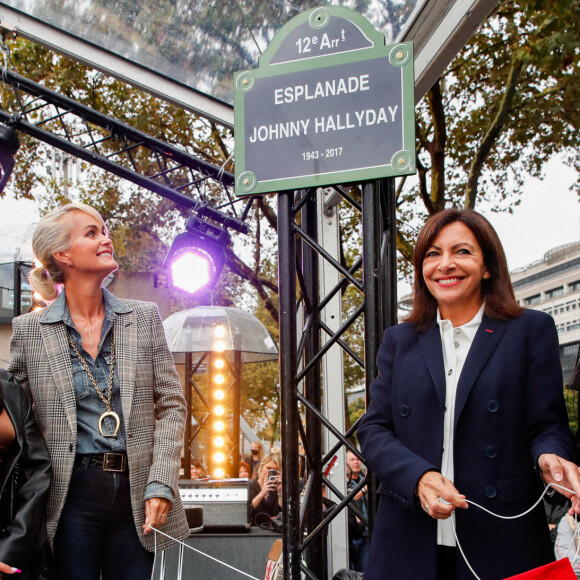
[0,155,578,275]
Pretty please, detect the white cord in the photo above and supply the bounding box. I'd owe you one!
[452,483,577,580]
[151,527,261,580]
[176,542,184,580]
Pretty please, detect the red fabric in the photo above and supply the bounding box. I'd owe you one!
[504,558,577,579]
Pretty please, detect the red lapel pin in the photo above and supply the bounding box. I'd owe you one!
[485,329,494,333]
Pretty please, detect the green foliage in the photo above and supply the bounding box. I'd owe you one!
[397,0,580,264]
[564,386,579,435]
[347,394,366,429]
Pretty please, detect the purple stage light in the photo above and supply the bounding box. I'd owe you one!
[163,219,229,294]
[170,249,213,294]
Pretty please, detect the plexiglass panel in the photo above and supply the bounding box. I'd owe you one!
[0,0,425,105]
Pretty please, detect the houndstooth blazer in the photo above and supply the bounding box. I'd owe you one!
[8,289,189,552]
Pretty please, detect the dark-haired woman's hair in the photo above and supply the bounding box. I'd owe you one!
[405,208,523,332]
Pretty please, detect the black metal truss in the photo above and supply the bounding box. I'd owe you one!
[0,66,249,233]
[277,180,398,579]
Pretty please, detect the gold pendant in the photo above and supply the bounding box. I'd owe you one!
[98,411,121,437]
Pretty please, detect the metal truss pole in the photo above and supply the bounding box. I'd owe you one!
[380,179,399,332]
[184,352,193,478]
[277,180,396,578]
[233,332,242,474]
[301,191,325,579]
[319,187,348,575]
[362,178,397,532]
[278,190,301,579]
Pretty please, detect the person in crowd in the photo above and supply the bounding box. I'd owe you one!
[239,461,251,479]
[250,452,282,525]
[8,202,189,579]
[346,449,369,573]
[0,369,51,579]
[190,461,203,479]
[244,440,264,479]
[357,208,580,580]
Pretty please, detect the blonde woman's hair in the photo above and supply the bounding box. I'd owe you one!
[29,203,105,302]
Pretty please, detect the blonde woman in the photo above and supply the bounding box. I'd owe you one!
[9,203,189,579]
[250,452,282,525]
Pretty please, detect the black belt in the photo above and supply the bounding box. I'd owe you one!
[78,453,127,472]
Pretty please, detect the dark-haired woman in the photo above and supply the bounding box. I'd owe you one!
[9,202,188,579]
[358,209,580,580]
[0,369,51,579]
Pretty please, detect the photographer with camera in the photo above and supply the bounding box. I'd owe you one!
[250,452,282,526]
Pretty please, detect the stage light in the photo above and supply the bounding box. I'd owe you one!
[214,374,225,385]
[0,124,20,194]
[214,420,225,431]
[214,339,227,352]
[214,389,225,400]
[169,249,213,294]
[214,436,225,447]
[214,405,225,416]
[163,213,230,294]
[214,467,225,478]
[214,358,225,369]
[214,325,227,338]
[214,452,225,463]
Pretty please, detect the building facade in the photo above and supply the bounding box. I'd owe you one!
[511,241,580,386]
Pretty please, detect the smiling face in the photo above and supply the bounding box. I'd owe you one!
[422,221,490,325]
[56,210,118,280]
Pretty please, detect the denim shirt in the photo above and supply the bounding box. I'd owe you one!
[49,290,173,502]
[51,289,128,455]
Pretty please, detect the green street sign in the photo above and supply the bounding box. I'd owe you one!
[234,6,415,196]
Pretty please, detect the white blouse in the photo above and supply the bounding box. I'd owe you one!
[436,302,485,546]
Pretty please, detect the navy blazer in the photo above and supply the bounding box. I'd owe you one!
[357,309,576,580]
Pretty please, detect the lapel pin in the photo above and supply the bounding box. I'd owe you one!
[485,329,494,333]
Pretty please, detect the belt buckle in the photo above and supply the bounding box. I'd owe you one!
[103,453,126,472]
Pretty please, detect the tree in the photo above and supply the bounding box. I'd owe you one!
[1,37,282,434]
[396,0,580,264]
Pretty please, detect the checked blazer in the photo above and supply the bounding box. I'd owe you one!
[8,290,189,552]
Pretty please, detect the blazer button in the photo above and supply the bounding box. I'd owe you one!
[485,445,498,459]
[485,486,497,499]
[487,400,499,413]
[399,405,410,417]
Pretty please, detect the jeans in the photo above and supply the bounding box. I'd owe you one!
[53,456,154,580]
[349,536,369,573]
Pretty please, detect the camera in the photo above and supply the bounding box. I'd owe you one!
[267,469,278,482]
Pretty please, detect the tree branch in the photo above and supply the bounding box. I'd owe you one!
[257,196,278,231]
[225,247,279,323]
[464,56,525,208]
[426,80,446,214]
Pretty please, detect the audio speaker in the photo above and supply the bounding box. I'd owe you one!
[179,479,251,532]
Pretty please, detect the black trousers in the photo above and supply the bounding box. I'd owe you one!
[437,546,458,580]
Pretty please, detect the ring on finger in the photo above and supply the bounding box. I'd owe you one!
[424,504,430,513]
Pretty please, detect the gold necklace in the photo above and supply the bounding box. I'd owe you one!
[66,331,120,437]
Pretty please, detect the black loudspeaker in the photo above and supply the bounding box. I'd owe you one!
[179,479,251,532]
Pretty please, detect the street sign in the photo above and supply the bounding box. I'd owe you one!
[234,6,415,196]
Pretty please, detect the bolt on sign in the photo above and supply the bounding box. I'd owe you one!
[234,6,415,196]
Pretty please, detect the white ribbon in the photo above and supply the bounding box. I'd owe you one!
[452,483,578,580]
[149,526,261,580]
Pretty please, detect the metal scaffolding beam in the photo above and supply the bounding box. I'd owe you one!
[277,180,397,578]
[0,66,249,232]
